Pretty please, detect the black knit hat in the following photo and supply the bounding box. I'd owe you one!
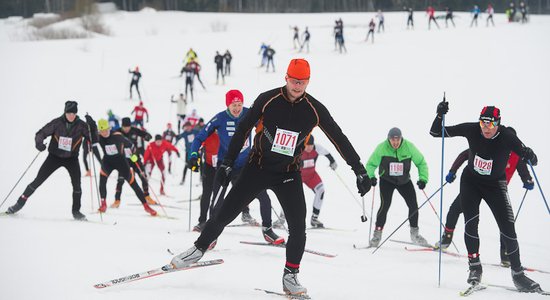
[155,134,162,141]
[121,117,132,127]
[64,101,78,113]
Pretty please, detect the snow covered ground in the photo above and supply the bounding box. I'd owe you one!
[0,9,549,300]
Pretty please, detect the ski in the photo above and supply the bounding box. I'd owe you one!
[389,239,434,248]
[240,241,336,258]
[307,226,356,232]
[485,283,550,295]
[353,244,373,250]
[93,259,224,289]
[459,283,487,296]
[255,288,311,299]
[404,246,462,258]
[127,203,185,210]
[227,222,261,228]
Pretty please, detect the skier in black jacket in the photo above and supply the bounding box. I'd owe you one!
[6,101,100,220]
[170,59,372,297]
[430,101,542,292]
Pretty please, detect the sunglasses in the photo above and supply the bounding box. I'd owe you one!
[479,120,497,129]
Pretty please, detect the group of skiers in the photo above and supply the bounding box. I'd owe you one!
[4,57,544,298]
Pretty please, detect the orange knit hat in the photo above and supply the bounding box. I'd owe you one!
[286,59,310,80]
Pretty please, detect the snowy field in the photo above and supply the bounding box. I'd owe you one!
[0,9,549,300]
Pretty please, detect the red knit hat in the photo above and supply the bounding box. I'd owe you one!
[226,89,244,107]
[287,59,310,80]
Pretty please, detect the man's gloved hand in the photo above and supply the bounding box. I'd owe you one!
[522,147,538,166]
[329,161,338,171]
[355,170,371,197]
[523,179,535,190]
[417,180,426,190]
[85,114,95,125]
[436,100,449,117]
[36,143,46,152]
[445,171,456,183]
[187,155,200,172]
[130,154,139,163]
[215,163,233,187]
[144,133,152,142]
[370,177,377,187]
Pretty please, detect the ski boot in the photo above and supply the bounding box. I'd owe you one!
[193,221,206,232]
[500,247,511,268]
[170,245,205,269]
[283,266,308,296]
[467,256,483,284]
[72,210,87,221]
[241,211,258,225]
[512,268,541,292]
[143,203,157,216]
[145,195,157,205]
[6,199,26,214]
[410,227,429,246]
[435,228,454,250]
[310,214,324,228]
[369,228,383,247]
[263,226,285,245]
[110,199,121,208]
[98,199,107,213]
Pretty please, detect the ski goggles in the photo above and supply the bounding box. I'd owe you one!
[479,120,498,129]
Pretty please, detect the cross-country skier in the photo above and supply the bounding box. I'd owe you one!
[6,101,100,220]
[107,109,120,131]
[144,135,180,195]
[365,19,376,43]
[180,64,195,102]
[128,66,142,100]
[519,1,528,23]
[406,7,414,29]
[435,128,534,268]
[175,121,199,185]
[258,43,268,67]
[171,93,187,135]
[187,89,285,242]
[445,7,456,27]
[292,26,299,49]
[299,27,310,53]
[118,117,152,159]
[471,5,481,27]
[162,123,177,174]
[170,59,372,297]
[427,6,440,29]
[430,102,542,292]
[376,10,385,32]
[223,50,232,76]
[131,101,149,129]
[214,51,224,85]
[486,4,495,26]
[366,127,429,247]
[265,45,276,72]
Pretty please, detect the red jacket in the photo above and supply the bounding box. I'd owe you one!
[144,140,179,164]
[132,106,149,121]
[203,132,220,167]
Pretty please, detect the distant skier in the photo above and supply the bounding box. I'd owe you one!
[471,5,481,27]
[131,101,149,129]
[187,60,206,90]
[292,26,300,49]
[519,1,528,23]
[376,10,385,32]
[128,66,142,100]
[175,121,199,185]
[95,119,157,216]
[509,2,517,22]
[426,6,440,30]
[365,19,376,43]
[214,51,225,84]
[107,109,120,131]
[183,108,201,129]
[445,7,456,27]
[258,43,268,67]
[406,7,414,29]
[162,122,177,174]
[144,134,180,195]
[299,27,310,53]
[366,127,430,248]
[223,50,232,76]
[265,45,276,72]
[180,64,195,102]
[486,4,495,26]
[171,93,187,135]
[334,18,346,53]
[185,48,197,63]
[118,117,152,162]
[6,101,100,220]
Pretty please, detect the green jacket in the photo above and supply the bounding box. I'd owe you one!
[366,138,429,186]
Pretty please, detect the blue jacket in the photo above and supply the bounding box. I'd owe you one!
[190,108,252,169]
[176,128,200,154]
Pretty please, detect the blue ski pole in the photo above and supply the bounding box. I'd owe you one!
[437,93,447,287]
[528,160,550,215]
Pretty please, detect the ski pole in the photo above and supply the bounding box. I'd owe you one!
[528,160,550,215]
[372,182,448,255]
[437,93,447,287]
[271,206,288,233]
[134,161,169,217]
[361,196,367,222]
[87,142,94,212]
[188,171,193,232]
[0,150,42,210]
[85,118,103,222]
[333,170,364,211]
[422,189,460,253]
[368,187,376,242]
[514,189,529,222]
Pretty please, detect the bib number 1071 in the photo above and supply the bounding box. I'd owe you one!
[271,128,299,157]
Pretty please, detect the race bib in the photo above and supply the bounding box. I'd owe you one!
[302,159,315,168]
[105,144,118,156]
[389,162,404,176]
[58,136,72,152]
[271,128,299,157]
[473,155,493,176]
[124,148,132,158]
[187,134,195,143]
[212,155,218,167]
[137,111,143,117]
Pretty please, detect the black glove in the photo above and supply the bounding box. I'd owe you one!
[84,114,95,125]
[445,171,456,183]
[436,100,449,117]
[356,171,371,197]
[215,163,233,187]
[36,143,46,152]
[144,133,152,142]
[417,180,426,190]
[370,177,377,187]
[522,147,538,166]
[187,156,200,172]
[523,179,534,191]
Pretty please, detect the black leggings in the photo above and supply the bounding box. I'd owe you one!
[100,159,146,204]
[20,154,82,212]
[460,169,522,270]
[130,81,141,99]
[210,167,273,227]
[115,159,149,201]
[376,179,419,228]
[197,164,306,266]
[199,163,216,222]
